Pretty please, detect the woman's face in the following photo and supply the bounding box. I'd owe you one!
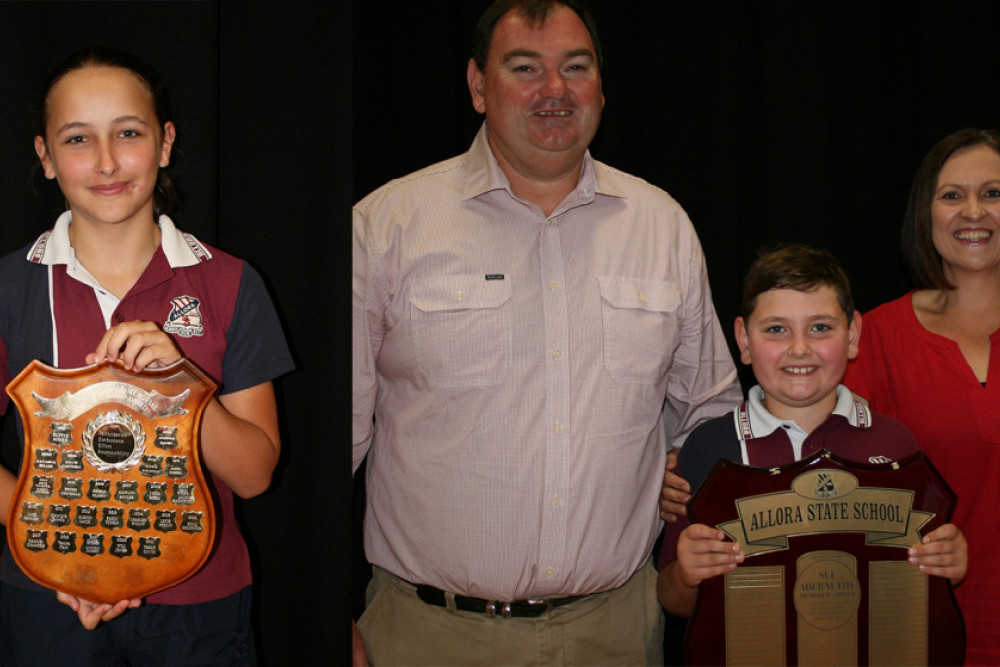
[931,144,1000,278]
[34,65,175,230]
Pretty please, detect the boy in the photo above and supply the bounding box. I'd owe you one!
[657,243,967,618]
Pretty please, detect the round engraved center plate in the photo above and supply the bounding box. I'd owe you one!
[793,560,861,630]
[93,424,134,464]
[82,411,145,472]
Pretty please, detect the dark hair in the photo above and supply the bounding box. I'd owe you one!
[471,0,603,72]
[902,128,1000,290]
[38,46,179,218]
[741,243,855,323]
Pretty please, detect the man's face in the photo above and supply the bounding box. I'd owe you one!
[467,4,604,181]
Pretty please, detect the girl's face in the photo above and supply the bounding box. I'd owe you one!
[34,65,175,230]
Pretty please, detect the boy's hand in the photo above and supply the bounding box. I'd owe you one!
[676,523,744,588]
[660,449,690,522]
[909,523,967,586]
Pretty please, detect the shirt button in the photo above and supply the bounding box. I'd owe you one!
[548,281,559,290]
[544,568,555,577]
[554,422,563,433]
[455,290,465,301]
[552,349,561,359]
[115,313,124,322]
[552,495,561,506]
[639,294,647,305]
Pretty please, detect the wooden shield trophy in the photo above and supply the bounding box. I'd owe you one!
[6,359,217,603]
[686,450,964,666]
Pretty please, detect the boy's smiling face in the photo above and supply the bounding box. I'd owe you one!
[735,286,861,426]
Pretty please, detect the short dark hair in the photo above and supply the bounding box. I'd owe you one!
[741,243,855,323]
[901,128,1000,290]
[38,46,179,218]
[471,0,603,72]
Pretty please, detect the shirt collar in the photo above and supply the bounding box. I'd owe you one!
[740,384,868,440]
[26,211,211,268]
[460,122,625,205]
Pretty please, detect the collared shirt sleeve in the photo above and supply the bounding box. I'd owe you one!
[662,231,742,449]
[353,206,380,474]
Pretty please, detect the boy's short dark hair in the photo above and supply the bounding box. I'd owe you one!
[741,243,855,322]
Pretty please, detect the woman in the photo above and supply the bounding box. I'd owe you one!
[0,48,293,664]
[844,127,1000,665]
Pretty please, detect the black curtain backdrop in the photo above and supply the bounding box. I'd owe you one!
[3,0,1000,663]
[351,0,1000,662]
[2,1,348,663]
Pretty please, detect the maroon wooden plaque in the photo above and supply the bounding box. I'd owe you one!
[5,359,217,604]
[686,449,964,666]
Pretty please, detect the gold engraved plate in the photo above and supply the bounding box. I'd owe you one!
[795,551,859,665]
[5,360,216,604]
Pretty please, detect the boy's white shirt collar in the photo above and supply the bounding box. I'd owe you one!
[742,384,867,460]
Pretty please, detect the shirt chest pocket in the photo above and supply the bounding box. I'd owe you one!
[409,275,512,388]
[598,276,681,384]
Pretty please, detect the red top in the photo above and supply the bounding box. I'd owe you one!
[845,291,1000,665]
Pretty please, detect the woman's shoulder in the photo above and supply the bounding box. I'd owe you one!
[862,292,914,320]
[859,291,923,339]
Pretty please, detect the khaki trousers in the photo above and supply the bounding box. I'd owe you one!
[358,560,665,666]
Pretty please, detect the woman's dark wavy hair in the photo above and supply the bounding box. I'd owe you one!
[38,46,179,218]
[902,128,1000,290]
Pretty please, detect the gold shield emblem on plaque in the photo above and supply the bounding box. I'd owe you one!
[5,359,217,603]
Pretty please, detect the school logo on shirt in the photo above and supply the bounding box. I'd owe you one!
[163,295,205,338]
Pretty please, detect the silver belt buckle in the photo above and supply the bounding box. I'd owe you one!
[525,598,552,613]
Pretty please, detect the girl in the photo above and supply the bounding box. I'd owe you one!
[0,48,293,665]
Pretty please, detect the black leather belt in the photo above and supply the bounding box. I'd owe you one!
[415,585,588,618]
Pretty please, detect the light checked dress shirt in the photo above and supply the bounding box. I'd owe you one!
[353,124,741,600]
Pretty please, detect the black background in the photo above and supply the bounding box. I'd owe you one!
[3,0,1000,663]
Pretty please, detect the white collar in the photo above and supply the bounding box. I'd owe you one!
[739,384,870,441]
[26,211,212,268]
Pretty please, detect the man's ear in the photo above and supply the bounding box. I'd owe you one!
[467,59,486,114]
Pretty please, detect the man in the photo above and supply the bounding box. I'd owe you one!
[352,1,741,663]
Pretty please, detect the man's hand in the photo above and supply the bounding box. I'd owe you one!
[353,620,369,666]
[660,449,691,522]
[55,592,141,630]
[909,523,968,587]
